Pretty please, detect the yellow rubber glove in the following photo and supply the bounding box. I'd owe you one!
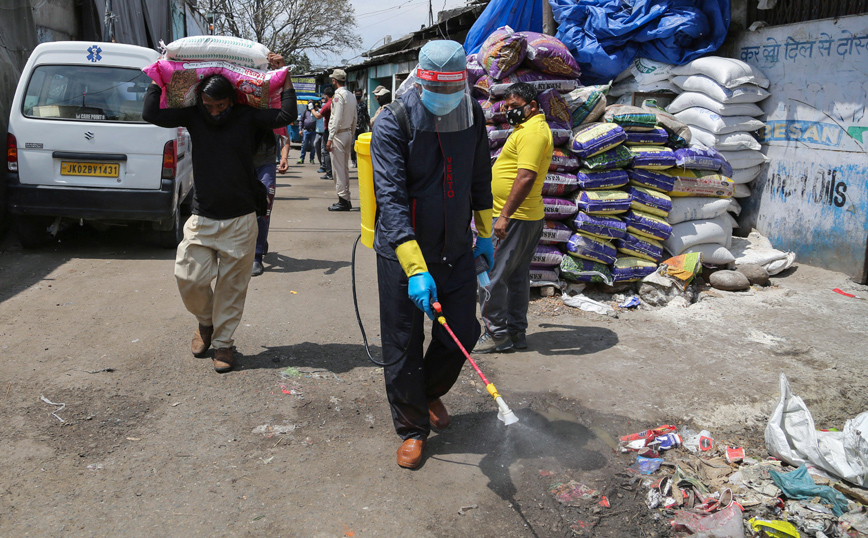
[394,239,429,278]
[473,209,493,239]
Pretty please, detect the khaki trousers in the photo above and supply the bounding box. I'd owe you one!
[174,213,258,349]
[331,130,353,201]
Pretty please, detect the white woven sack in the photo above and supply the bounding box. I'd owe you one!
[668,197,731,224]
[682,243,736,265]
[163,36,270,70]
[733,183,752,198]
[719,149,768,168]
[689,126,762,150]
[727,198,741,216]
[667,92,764,117]
[672,75,770,104]
[671,56,770,89]
[664,214,733,255]
[674,108,765,134]
[631,57,675,84]
[731,164,762,184]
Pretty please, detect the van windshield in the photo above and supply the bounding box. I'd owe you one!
[23,65,153,122]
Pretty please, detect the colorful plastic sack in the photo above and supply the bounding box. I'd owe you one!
[665,170,735,198]
[480,99,508,123]
[488,71,580,96]
[487,123,513,149]
[549,147,581,172]
[538,89,571,130]
[582,145,633,170]
[575,169,629,190]
[627,186,672,217]
[540,220,573,244]
[532,244,565,266]
[566,232,617,265]
[642,103,692,148]
[549,126,571,146]
[625,128,668,145]
[542,172,579,196]
[473,76,493,99]
[629,145,675,170]
[617,233,664,262]
[529,265,560,283]
[604,104,658,131]
[574,189,632,215]
[572,211,627,240]
[628,169,676,193]
[467,54,486,86]
[559,255,613,285]
[674,146,727,172]
[519,31,581,78]
[624,209,673,241]
[613,256,658,282]
[478,26,527,79]
[570,123,627,159]
[543,196,579,220]
[564,85,609,127]
[143,60,290,109]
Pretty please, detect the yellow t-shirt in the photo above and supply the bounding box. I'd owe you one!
[491,113,553,221]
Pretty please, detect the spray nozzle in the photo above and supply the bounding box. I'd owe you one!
[432,302,442,314]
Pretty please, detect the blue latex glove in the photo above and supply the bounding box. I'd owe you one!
[408,272,438,320]
[473,236,495,273]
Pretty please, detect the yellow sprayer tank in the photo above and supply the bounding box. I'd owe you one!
[354,132,375,248]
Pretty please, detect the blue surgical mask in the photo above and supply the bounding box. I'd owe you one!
[419,89,464,116]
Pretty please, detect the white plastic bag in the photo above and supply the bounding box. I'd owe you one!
[674,108,765,135]
[162,36,270,70]
[681,243,735,265]
[765,373,868,486]
[668,197,732,224]
[671,56,770,88]
[631,57,675,84]
[664,215,733,255]
[729,231,796,275]
[689,126,762,151]
[719,150,769,169]
[667,92,765,117]
[672,75,770,104]
[731,164,762,184]
[562,293,616,316]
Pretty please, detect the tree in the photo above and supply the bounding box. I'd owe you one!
[203,0,362,61]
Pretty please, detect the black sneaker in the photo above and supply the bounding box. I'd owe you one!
[328,198,352,212]
[474,332,513,354]
[510,332,527,350]
[252,260,264,277]
[321,174,333,180]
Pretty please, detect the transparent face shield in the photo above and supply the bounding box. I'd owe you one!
[395,66,475,132]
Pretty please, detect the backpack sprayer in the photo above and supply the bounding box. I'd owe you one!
[352,130,519,426]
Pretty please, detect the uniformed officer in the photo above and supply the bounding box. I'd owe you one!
[370,40,494,469]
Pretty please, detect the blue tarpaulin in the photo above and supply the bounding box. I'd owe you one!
[550,0,730,84]
[464,0,543,56]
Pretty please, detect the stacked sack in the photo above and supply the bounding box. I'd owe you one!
[666,57,770,204]
[468,27,583,285]
[609,57,679,106]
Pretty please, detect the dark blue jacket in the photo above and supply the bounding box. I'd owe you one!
[370,90,492,265]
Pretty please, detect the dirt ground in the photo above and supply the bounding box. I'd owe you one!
[0,162,866,537]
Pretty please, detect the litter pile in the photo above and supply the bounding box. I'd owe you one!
[614,375,868,537]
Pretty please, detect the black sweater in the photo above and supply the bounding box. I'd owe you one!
[143,85,297,219]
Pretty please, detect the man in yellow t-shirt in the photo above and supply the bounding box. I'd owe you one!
[475,82,553,354]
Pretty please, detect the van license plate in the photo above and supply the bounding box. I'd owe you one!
[60,162,120,177]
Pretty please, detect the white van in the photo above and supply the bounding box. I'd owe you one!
[6,42,193,248]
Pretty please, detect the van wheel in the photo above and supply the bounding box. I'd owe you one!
[158,203,183,249]
[13,216,53,249]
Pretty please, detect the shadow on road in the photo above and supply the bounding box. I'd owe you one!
[531,323,619,356]
[262,252,350,275]
[237,341,378,374]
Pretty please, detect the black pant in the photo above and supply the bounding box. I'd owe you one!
[376,251,481,441]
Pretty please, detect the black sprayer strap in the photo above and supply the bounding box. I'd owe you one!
[385,100,412,141]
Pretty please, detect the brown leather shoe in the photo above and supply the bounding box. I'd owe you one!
[213,347,234,373]
[191,324,213,357]
[396,439,425,469]
[428,398,450,429]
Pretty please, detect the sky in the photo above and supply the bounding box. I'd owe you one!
[312,0,471,68]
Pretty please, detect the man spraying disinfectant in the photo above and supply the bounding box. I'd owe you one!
[369,40,494,469]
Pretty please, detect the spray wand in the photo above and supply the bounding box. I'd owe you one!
[431,302,519,426]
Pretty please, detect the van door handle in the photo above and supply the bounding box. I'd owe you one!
[52,151,127,161]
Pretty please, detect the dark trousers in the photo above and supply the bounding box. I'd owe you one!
[254,163,277,261]
[299,130,315,162]
[377,251,481,441]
